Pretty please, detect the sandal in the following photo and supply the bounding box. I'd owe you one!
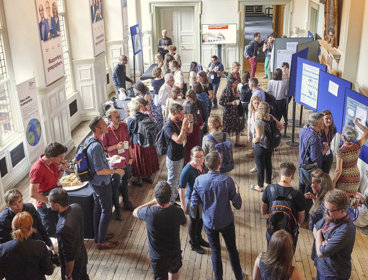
[251,185,264,192]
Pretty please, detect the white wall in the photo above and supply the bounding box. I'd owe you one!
[356,0,368,90]
[201,0,238,24]
[4,0,45,86]
[290,0,308,36]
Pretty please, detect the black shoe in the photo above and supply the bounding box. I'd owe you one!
[199,238,210,248]
[143,177,153,184]
[123,201,135,212]
[113,210,122,221]
[191,246,205,254]
[132,180,143,187]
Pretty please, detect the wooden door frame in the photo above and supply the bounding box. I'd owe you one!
[150,1,201,67]
[238,0,292,70]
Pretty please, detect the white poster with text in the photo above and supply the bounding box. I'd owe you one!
[36,0,65,85]
[17,78,45,163]
[90,0,106,56]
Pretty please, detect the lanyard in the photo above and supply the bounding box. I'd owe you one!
[196,165,204,175]
[173,120,181,131]
[40,158,58,178]
[323,215,349,235]
[110,125,122,142]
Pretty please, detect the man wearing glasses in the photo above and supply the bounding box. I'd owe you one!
[313,189,356,280]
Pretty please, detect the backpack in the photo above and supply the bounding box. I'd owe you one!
[264,91,276,116]
[244,44,252,59]
[266,185,299,237]
[137,117,159,148]
[155,123,169,155]
[260,119,281,150]
[207,133,234,173]
[75,138,100,182]
[240,84,252,103]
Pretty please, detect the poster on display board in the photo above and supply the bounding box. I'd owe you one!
[35,0,64,86]
[317,71,351,134]
[90,0,106,56]
[344,88,368,163]
[202,24,237,44]
[288,48,309,96]
[295,57,327,111]
[17,78,45,164]
[130,24,142,55]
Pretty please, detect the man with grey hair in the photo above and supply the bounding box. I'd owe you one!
[157,29,172,58]
[158,73,175,116]
[112,55,134,97]
[298,112,329,223]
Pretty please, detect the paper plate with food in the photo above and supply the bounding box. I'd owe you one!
[60,173,88,191]
[108,155,125,164]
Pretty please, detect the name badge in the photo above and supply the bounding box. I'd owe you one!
[210,74,215,80]
[118,148,125,154]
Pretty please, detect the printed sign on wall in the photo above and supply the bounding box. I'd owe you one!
[17,78,45,163]
[90,0,106,56]
[35,0,65,85]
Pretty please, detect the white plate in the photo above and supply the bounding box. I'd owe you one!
[62,182,88,191]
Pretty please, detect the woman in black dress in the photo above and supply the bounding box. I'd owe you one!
[219,76,243,146]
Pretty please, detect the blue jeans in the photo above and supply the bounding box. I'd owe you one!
[317,270,348,280]
[91,182,112,244]
[212,82,220,107]
[37,205,58,237]
[166,157,184,202]
[204,222,243,280]
[111,164,132,210]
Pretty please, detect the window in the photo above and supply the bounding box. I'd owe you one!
[57,0,74,96]
[0,16,15,143]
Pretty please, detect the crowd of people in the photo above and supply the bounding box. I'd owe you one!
[0,29,367,280]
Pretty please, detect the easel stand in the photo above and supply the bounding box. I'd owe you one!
[286,95,299,147]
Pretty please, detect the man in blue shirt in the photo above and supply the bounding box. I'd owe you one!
[208,55,224,109]
[298,112,329,222]
[112,55,134,97]
[249,78,265,101]
[87,116,125,249]
[313,189,356,280]
[191,152,244,280]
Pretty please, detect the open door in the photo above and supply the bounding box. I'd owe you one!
[273,5,284,37]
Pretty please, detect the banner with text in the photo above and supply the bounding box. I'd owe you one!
[17,78,45,163]
[90,0,106,56]
[35,0,65,85]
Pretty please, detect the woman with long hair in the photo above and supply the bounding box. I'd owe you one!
[150,66,165,130]
[231,62,241,84]
[189,61,198,89]
[197,71,214,101]
[304,169,334,229]
[127,97,159,186]
[320,110,336,174]
[163,53,175,74]
[247,95,262,164]
[219,76,243,146]
[253,229,304,280]
[0,211,54,279]
[251,102,283,192]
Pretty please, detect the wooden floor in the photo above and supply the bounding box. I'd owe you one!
[14,65,368,280]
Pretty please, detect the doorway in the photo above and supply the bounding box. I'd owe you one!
[154,6,198,72]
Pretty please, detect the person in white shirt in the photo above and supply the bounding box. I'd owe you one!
[170,60,184,91]
[158,73,175,117]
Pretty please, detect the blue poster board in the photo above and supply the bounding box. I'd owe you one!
[130,24,142,55]
[288,48,309,97]
[295,57,327,111]
[343,88,368,164]
[317,72,352,133]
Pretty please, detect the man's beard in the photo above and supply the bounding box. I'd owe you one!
[325,215,334,223]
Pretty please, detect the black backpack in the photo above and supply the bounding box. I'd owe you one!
[260,119,281,150]
[137,117,159,148]
[155,123,169,155]
[266,185,299,237]
[265,91,276,116]
[207,133,234,173]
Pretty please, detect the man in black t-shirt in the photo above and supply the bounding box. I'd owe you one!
[133,181,186,280]
[164,103,193,202]
[261,162,305,249]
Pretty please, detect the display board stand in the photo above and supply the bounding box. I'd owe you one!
[286,96,299,147]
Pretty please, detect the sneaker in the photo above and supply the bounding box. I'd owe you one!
[191,246,205,254]
[249,167,257,173]
[97,241,119,250]
[199,238,210,248]
[123,201,135,212]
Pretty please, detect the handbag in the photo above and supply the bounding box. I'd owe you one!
[237,100,244,116]
[299,136,318,186]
